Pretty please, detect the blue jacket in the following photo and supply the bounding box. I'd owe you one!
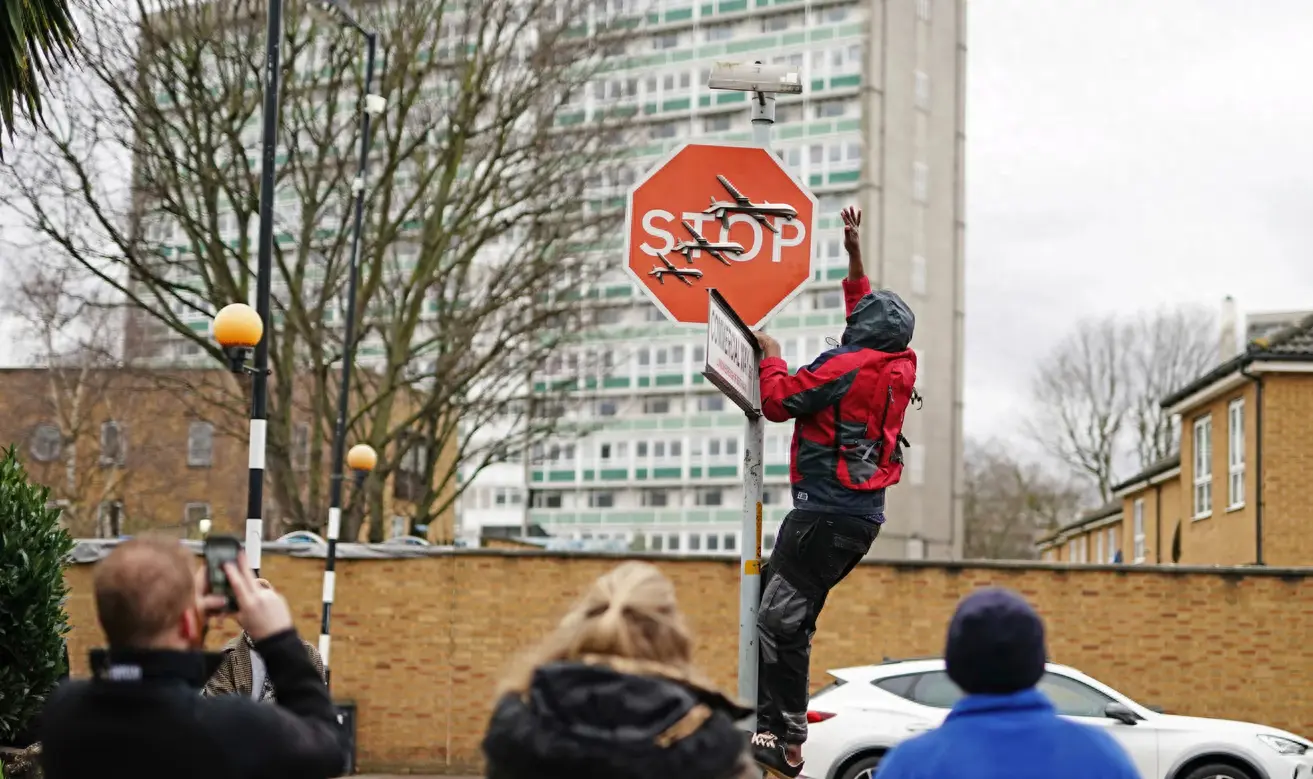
[874,688,1139,779]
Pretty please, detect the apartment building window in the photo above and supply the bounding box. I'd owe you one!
[764,533,776,552]
[1107,526,1120,563]
[30,423,62,462]
[640,489,670,507]
[643,397,671,414]
[588,491,615,509]
[813,99,847,119]
[394,436,429,502]
[291,423,310,472]
[653,34,679,50]
[723,533,737,551]
[599,441,627,461]
[911,254,928,295]
[1132,499,1146,563]
[530,491,563,509]
[596,399,618,417]
[100,421,126,467]
[97,500,124,538]
[651,534,664,551]
[704,23,734,41]
[1227,398,1245,509]
[698,395,725,412]
[1192,415,1213,518]
[704,115,732,133]
[914,70,931,110]
[188,421,214,467]
[667,533,681,551]
[912,162,929,203]
[184,502,210,530]
[695,489,723,507]
[688,534,702,552]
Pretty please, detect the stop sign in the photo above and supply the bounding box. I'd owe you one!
[623,142,817,328]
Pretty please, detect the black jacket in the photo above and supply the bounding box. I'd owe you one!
[482,660,754,779]
[38,629,346,779]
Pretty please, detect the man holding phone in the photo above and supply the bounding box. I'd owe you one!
[37,537,346,779]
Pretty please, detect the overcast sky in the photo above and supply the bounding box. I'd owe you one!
[964,0,1313,444]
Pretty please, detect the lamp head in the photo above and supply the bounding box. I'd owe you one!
[212,303,263,349]
[346,443,378,474]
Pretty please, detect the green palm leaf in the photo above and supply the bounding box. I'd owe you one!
[0,0,80,155]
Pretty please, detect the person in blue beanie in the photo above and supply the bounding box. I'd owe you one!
[874,587,1139,779]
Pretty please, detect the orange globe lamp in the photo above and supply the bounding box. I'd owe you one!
[212,303,264,374]
[346,444,377,474]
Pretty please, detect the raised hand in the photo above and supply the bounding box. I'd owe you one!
[841,206,862,257]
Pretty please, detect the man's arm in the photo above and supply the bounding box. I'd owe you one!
[757,334,860,423]
[841,206,870,313]
[218,629,345,778]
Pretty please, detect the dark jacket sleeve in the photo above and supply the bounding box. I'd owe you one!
[759,354,861,423]
[208,629,346,779]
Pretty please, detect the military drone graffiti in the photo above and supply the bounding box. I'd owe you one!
[648,252,704,286]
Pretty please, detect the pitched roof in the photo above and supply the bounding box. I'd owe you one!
[1161,313,1313,409]
[1110,454,1181,495]
[1038,500,1122,545]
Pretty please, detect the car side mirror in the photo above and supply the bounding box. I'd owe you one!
[1105,702,1139,726]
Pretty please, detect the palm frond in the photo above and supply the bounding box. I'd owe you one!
[0,0,81,154]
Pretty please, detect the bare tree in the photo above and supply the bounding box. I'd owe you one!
[1029,307,1216,501]
[963,438,1088,560]
[0,0,633,540]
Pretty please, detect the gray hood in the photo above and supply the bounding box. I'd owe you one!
[841,289,915,352]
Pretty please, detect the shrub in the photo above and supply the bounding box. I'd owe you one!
[0,446,73,745]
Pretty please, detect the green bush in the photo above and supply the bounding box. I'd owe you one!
[0,446,73,745]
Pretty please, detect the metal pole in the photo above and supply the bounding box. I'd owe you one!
[736,90,775,709]
[320,31,378,689]
[247,0,285,577]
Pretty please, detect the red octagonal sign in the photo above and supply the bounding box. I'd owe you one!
[624,142,817,328]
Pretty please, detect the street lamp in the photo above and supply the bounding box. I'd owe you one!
[318,442,376,688]
[706,58,802,714]
[213,302,269,574]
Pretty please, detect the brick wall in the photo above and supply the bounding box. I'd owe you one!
[1259,374,1313,566]
[61,551,1313,774]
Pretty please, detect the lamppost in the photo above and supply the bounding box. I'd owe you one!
[213,302,268,574]
[311,0,384,688]
[318,442,376,687]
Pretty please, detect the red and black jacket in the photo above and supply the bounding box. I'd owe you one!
[759,276,916,518]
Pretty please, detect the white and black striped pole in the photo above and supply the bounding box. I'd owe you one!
[319,444,375,687]
[212,303,268,575]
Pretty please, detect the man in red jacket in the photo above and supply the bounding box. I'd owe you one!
[750,207,917,778]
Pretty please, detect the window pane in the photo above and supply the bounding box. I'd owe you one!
[1036,674,1115,718]
[909,672,964,709]
[874,674,918,700]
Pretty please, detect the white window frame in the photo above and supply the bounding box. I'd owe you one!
[1192,415,1213,519]
[187,421,214,467]
[1132,499,1146,563]
[1107,526,1120,563]
[1227,398,1245,510]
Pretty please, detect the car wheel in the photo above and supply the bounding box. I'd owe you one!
[1180,763,1255,779]
[838,754,883,779]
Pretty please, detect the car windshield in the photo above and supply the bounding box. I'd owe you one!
[875,670,1118,718]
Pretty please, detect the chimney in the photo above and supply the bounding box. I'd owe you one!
[1219,296,1240,360]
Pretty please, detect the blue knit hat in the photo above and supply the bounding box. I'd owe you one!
[944,588,1047,695]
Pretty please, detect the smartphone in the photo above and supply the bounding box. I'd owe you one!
[203,535,241,612]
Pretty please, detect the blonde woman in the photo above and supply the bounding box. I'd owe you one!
[482,561,758,779]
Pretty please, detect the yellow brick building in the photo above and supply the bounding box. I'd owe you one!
[1038,315,1313,566]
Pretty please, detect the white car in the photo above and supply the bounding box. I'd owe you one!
[802,658,1313,779]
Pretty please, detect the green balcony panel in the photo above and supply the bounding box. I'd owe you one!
[672,49,694,62]
[655,374,685,386]
[686,510,710,522]
[662,97,691,111]
[718,0,748,11]
[809,174,823,187]
[556,111,586,126]
[532,471,545,482]
[831,74,861,90]
[765,464,790,477]
[548,470,576,482]
[583,470,596,480]
[638,376,651,387]
[603,376,631,389]
[692,374,707,384]
[725,38,766,55]
[644,103,658,115]
[811,78,826,92]
[782,32,807,45]
[699,95,712,107]
[780,125,805,139]
[600,468,629,480]
[829,170,861,184]
[654,467,682,479]
[690,467,704,478]
[584,377,599,390]
[805,314,830,326]
[581,514,603,524]
[775,315,800,328]
[632,512,656,523]
[701,3,714,14]
[827,266,848,280]
[810,27,834,41]
[604,285,632,298]
[808,121,833,135]
[635,468,649,480]
[708,465,738,478]
[836,118,861,132]
[665,6,693,21]
[661,418,686,430]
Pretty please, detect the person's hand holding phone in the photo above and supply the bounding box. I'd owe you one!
[222,555,294,642]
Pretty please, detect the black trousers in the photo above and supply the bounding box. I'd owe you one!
[755,510,880,745]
